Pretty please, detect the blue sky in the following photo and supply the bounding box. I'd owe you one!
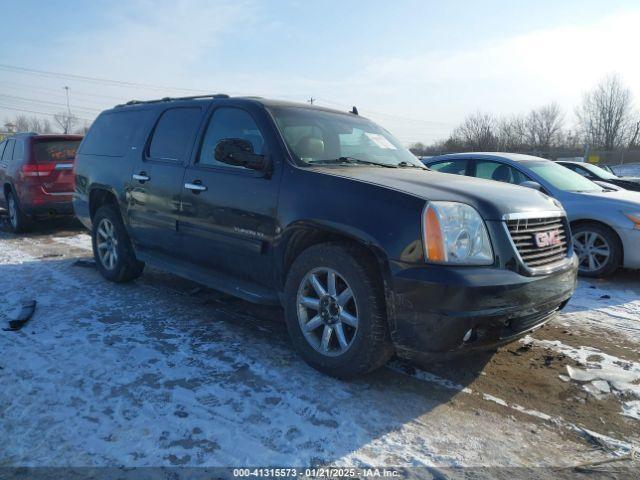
[1,0,639,143]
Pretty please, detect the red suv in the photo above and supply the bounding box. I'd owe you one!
[0,133,83,232]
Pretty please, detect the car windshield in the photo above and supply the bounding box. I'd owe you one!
[527,161,603,192]
[268,106,425,168]
[583,163,619,180]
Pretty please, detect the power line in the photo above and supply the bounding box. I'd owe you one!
[0,80,129,103]
[0,63,213,93]
[0,104,93,122]
[0,94,102,113]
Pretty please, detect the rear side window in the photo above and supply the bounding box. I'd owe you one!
[80,110,149,157]
[33,140,81,163]
[12,140,24,161]
[147,107,202,163]
[429,159,468,175]
[1,140,14,162]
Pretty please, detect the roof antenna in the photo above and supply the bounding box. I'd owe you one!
[350,106,359,115]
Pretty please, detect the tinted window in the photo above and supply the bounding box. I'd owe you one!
[1,140,14,161]
[80,110,150,157]
[34,140,81,163]
[429,159,468,175]
[475,160,528,185]
[148,107,202,162]
[199,108,265,169]
[12,140,24,161]
[0,141,6,161]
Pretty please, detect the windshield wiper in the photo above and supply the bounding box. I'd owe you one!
[397,161,425,169]
[308,157,399,168]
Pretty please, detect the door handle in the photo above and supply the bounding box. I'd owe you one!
[185,181,207,192]
[132,172,150,182]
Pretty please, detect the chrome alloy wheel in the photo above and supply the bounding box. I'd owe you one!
[296,267,359,357]
[7,195,18,230]
[96,218,119,270]
[573,231,611,273]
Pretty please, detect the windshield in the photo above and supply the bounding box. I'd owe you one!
[527,161,603,192]
[268,106,425,168]
[583,163,619,180]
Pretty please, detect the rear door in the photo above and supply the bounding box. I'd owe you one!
[178,105,280,286]
[127,106,205,253]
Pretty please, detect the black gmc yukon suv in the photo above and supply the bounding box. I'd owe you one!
[73,95,578,378]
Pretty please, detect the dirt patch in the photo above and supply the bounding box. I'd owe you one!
[415,322,639,444]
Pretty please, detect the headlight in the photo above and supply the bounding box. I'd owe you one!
[624,212,640,229]
[423,201,493,265]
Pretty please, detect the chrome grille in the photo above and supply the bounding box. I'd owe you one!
[506,215,569,269]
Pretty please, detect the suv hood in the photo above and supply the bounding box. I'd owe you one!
[315,167,562,220]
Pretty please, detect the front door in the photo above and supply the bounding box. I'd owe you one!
[127,106,205,254]
[179,105,280,286]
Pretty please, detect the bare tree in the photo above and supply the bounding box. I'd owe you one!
[451,112,498,151]
[12,114,31,132]
[629,119,640,149]
[576,74,636,150]
[41,117,54,134]
[54,111,79,134]
[496,115,527,151]
[524,103,564,149]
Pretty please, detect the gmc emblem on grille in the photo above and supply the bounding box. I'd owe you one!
[534,230,561,248]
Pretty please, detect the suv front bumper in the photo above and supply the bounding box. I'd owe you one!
[387,256,578,357]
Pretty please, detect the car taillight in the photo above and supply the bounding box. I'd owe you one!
[21,163,56,177]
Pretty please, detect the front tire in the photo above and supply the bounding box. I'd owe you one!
[6,191,30,233]
[572,222,621,278]
[92,205,145,282]
[284,243,393,378]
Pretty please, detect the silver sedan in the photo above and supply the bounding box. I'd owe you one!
[424,153,640,277]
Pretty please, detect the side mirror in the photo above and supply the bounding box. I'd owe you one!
[519,180,543,191]
[214,138,269,172]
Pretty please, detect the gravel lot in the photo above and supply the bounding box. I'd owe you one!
[0,215,638,471]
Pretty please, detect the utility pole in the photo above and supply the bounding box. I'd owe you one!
[308,97,315,105]
[63,86,71,134]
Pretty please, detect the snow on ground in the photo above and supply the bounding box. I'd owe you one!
[1,228,639,469]
[52,233,93,251]
[523,335,640,420]
[559,280,640,342]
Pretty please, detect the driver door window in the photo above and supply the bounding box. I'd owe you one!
[475,160,528,185]
[199,108,265,169]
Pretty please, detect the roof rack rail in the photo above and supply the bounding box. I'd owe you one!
[115,93,230,108]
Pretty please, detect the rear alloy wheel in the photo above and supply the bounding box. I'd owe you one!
[92,205,145,282]
[284,243,393,378]
[96,218,119,271]
[572,223,621,278]
[6,191,29,233]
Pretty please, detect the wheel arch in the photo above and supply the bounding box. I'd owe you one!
[88,186,121,220]
[570,218,624,265]
[280,222,393,297]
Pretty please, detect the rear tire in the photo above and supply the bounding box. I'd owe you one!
[284,243,393,379]
[572,222,621,278]
[92,205,145,282]
[6,190,30,233]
